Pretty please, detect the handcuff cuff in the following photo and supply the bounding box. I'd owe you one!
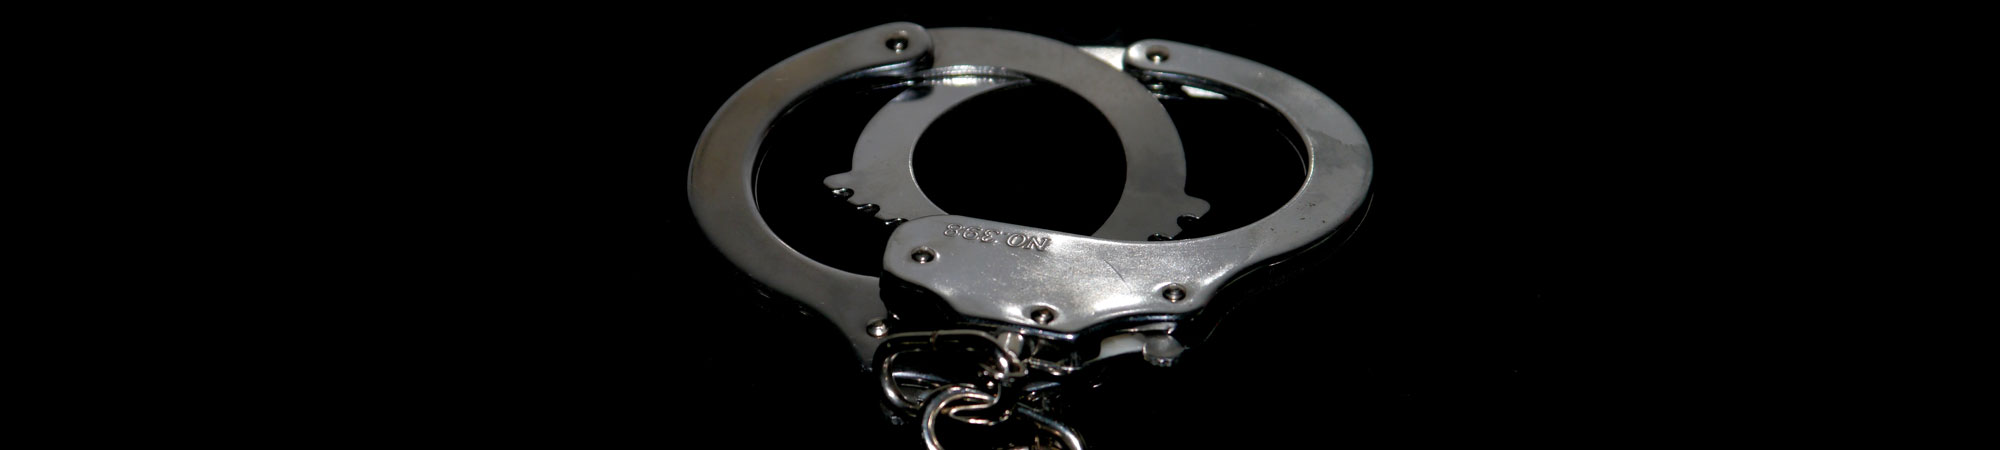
[689,23,1372,450]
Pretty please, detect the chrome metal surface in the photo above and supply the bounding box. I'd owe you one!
[921,385,999,450]
[1016,406,1085,450]
[868,318,891,338]
[1140,334,1184,367]
[1076,46,1126,70]
[880,40,1372,333]
[692,24,1369,450]
[825,79,1021,224]
[915,384,1081,450]
[879,329,1030,410]
[687,22,933,365]
[825,28,1209,241]
[872,326,1106,450]
[1029,307,1057,325]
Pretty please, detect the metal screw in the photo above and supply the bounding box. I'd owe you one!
[866,319,889,337]
[1178,214,1200,228]
[856,203,880,214]
[1145,46,1169,63]
[1143,335,1185,367]
[911,247,936,264]
[1030,307,1056,325]
[1147,233,1172,241]
[831,187,854,199]
[886,37,909,52]
[1162,284,1187,302]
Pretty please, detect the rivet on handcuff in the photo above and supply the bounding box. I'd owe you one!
[689,23,1372,450]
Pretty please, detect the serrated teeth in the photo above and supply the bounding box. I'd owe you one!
[817,31,1213,243]
[824,175,912,223]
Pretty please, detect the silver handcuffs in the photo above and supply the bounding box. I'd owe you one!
[689,22,1372,450]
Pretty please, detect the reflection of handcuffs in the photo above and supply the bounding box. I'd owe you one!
[689,23,1372,450]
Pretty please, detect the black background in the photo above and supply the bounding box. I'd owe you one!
[287,9,1741,449]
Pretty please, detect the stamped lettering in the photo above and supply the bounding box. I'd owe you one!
[942,223,1051,252]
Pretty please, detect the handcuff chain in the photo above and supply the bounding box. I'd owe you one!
[883,331,1084,450]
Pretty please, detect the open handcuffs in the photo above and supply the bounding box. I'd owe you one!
[689,23,1372,450]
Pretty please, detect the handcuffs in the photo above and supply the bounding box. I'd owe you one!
[689,23,1372,450]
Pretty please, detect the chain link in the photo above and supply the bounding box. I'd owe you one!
[879,330,1084,450]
